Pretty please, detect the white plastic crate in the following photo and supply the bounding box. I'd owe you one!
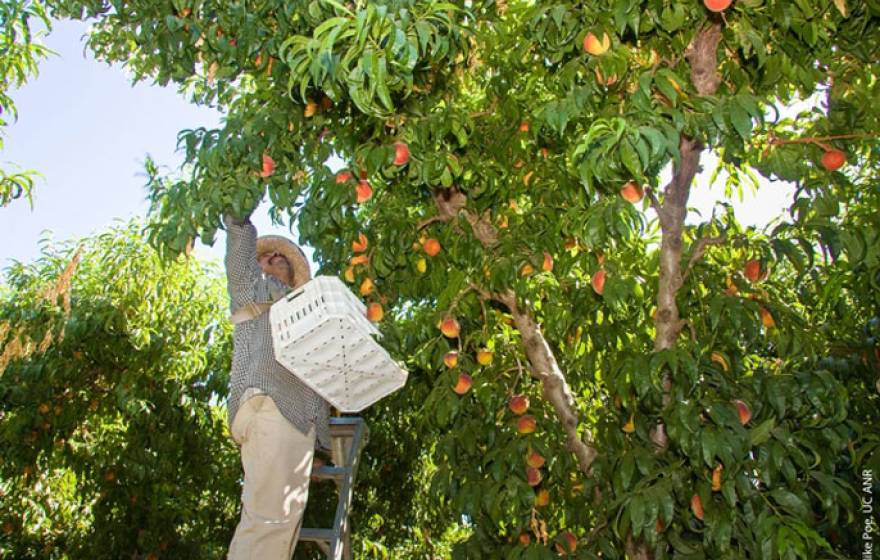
[269,276,408,413]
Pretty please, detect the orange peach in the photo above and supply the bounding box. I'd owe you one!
[534,488,550,507]
[366,302,384,322]
[517,414,537,434]
[393,142,410,166]
[703,0,732,11]
[424,238,442,257]
[356,179,373,203]
[526,450,545,468]
[443,351,459,368]
[821,149,846,171]
[509,395,529,415]
[591,269,606,295]
[452,373,472,395]
[744,259,762,282]
[260,153,275,178]
[620,181,644,203]
[712,464,723,492]
[734,399,752,425]
[440,317,460,338]
[352,233,368,253]
[690,494,704,520]
[526,467,542,486]
[583,32,610,55]
[476,350,493,366]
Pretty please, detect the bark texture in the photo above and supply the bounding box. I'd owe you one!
[630,24,723,560]
[497,291,599,475]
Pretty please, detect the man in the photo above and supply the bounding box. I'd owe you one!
[224,211,331,559]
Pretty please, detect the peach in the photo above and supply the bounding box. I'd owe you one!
[821,149,846,171]
[440,317,460,338]
[352,233,368,253]
[534,488,550,507]
[542,252,553,272]
[558,532,577,554]
[591,269,606,295]
[690,494,704,520]
[359,277,374,296]
[622,413,635,433]
[760,307,776,329]
[366,302,384,322]
[620,181,644,203]
[526,450,545,468]
[350,254,369,266]
[583,32,610,55]
[304,100,318,117]
[452,373,472,395]
[356,180,373,203]
[260,153,275,178]
[518,533,531,546]
[703,0,732,12]
[335,170,353,184]
[734,399,752,425]
[424,238,442,257]
[509,395,529,415]
[519,121,530,133]
[443,351,459,368]
[476,350,493,366]
[712,464,723,492]
[517,414,537,434]
[744,259,762,282]
[393,142,410,166]
[526,467,542,486]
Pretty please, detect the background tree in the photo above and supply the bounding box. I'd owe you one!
[7,0,879,558]
[0,222,239,559]
[0,0,52,206]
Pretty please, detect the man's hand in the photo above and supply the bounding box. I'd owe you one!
[310,456,326,482]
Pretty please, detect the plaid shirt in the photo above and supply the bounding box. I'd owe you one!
[224,215,331,450]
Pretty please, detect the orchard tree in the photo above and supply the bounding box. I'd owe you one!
[35,0,880,558]
[0,223,240,559]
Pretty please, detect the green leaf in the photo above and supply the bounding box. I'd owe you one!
[749,417,776,446]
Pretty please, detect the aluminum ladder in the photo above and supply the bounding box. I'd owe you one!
[297,417,368,560]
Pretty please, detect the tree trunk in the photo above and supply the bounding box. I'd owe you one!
[633,23,724,560]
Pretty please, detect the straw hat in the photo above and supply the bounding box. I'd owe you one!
[256,235,311,289]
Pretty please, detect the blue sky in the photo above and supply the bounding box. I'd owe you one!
[0,18,795,277]
[0,18,300,273]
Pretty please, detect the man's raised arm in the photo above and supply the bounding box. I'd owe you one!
[223,213,260,311]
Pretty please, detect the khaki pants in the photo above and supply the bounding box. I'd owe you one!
[228,392,316,560]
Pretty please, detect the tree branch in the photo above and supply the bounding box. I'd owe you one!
[681,235,726,284]
[499,290,599,475]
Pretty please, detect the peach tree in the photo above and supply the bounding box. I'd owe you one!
[0,223,242,558]
[40,0,880,557]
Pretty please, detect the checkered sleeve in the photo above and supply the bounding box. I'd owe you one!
[224,213,260,311]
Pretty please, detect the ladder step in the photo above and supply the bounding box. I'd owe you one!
[312,465,348,481]
[299,528,335,543]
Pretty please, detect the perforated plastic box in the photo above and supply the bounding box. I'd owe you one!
[269,276,407,413]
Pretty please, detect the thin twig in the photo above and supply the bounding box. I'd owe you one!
[644,186,664,225]
[768,132,878,146]
[416,215,446,231]
[681,235,726,283]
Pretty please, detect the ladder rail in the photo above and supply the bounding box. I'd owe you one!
[329,418,367,560]
[296,416,368,560]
